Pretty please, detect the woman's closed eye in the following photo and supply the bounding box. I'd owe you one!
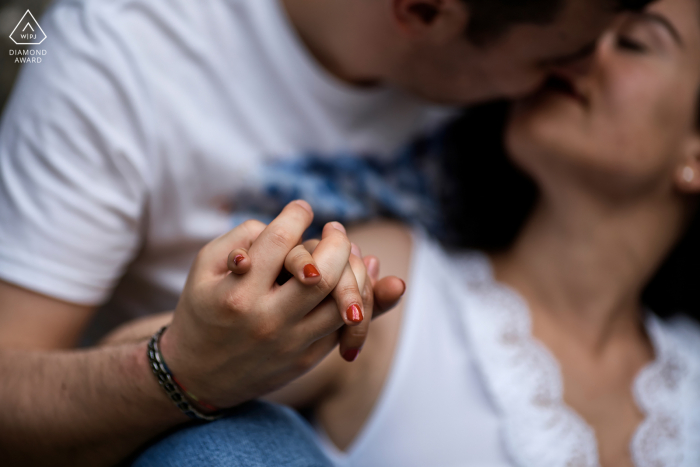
[616,34,649,53]
[614,12,683,56]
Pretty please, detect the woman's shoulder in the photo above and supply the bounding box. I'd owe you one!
[637,314,700,466]
[412,230,492,284]
[651,313,700,369]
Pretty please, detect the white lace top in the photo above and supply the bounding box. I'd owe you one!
[316,233,700,467]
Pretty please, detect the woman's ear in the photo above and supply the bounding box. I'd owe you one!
[392,0,470,43]
[675,134,700,193]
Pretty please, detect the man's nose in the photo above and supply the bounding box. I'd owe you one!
[549,53,595,80]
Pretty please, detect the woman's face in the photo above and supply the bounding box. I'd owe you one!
[507,0,700,196]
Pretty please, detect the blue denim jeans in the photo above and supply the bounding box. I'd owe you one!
[132,401,332,467]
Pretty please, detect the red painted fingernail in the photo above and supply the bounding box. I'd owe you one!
[233,254,245,266]
[303,264,320,278]
[346,304,363,323]
[342,348,360,362]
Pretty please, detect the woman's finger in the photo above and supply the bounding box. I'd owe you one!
[303,239,321,255]
[227,248,251,274]
[201,219,266,276]
[272,222,352,322]
[297,255,383,360]
[330,251,366,328]
[373,276,406,316]
[283,244,322,286]
[337,253,374,361]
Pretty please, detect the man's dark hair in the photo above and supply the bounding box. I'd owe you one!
[461,0,655,44]
[438,100,700,323]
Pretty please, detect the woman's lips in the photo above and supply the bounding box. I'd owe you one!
[541,75,588,106]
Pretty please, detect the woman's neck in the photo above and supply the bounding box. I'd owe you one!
[492,187,687,353]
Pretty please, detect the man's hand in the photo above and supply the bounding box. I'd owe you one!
[159,200,404,409]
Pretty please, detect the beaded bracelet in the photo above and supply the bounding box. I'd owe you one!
[147,326,225,421]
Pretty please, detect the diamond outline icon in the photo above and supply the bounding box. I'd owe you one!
[9,10,47,46]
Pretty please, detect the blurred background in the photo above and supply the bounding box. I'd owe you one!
[0,0,51,112]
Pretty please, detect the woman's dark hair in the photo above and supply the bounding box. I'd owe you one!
[462,0,654,44]
[439,101,700,321]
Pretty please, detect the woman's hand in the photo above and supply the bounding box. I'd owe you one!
[278,236,404,361]
[158,200,404,409]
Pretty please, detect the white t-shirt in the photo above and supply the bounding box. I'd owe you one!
[316,232,700,467]
[0,0,448,336]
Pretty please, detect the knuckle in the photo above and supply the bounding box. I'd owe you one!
[289,248,309,265]
[222,289,249,316]
[336,283,360,300]
[314,275,335,295]
[344,326,368,342]
[267,227,295,250]
[251,317,282,343]
[334,233,351,251]
[295,352,318,373]
[324,229,350,251]
[361,286,371,306]
[242,219,265,233]
[193,248,209,269]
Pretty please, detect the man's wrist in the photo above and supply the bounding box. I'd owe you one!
[126,339,191,425]
[147,326,226,421]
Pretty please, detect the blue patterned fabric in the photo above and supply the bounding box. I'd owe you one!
[229,133,446,238]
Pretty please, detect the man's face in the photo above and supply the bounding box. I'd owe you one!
[388,0,618,104]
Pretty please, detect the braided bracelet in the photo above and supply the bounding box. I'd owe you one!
[147,326,225,421]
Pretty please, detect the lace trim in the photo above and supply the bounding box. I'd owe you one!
[631,317,692,467]
[451,251,695,467]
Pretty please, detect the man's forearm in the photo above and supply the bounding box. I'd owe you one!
[0,341,187,466]
[99,311,174,347]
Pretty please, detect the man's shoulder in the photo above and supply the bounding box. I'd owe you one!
[52,0,250,20]
[47,0,254,48]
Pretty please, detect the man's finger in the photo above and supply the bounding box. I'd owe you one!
[300,330,343,373]
[297,298,345,343]
[246,200,314,288]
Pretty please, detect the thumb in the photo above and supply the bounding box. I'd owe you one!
[372,276,406,318]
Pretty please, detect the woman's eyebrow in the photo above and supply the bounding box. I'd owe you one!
[641,12,684,47]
